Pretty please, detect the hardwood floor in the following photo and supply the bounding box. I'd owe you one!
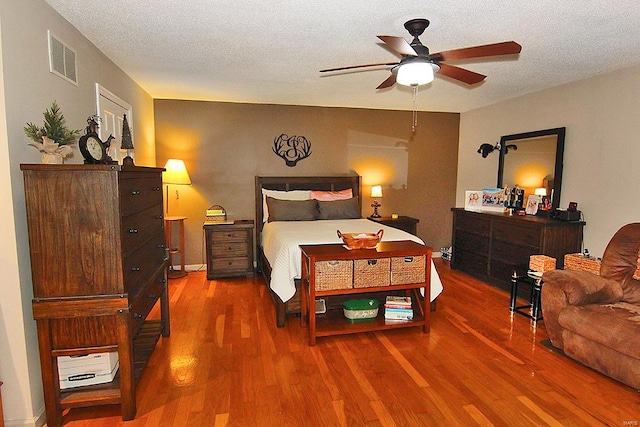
[59,260,639,426]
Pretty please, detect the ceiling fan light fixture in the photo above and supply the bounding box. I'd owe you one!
[396,62,438,87]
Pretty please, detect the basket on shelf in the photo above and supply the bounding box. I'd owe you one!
[337,229,383,250]
[353,258,390,288]
[564,253,602,275]
[314,260,353,291]
[529,255,557,273]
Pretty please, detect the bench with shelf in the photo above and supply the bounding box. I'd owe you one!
[300,241,432,345]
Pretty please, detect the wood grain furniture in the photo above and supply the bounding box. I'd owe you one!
[300,241,432,345]
[451,208,584,289]
[204,220,254,279]
[368,216,419,235]
[255,176,362,327]
[165,215,187,279]
[21,164,170,427]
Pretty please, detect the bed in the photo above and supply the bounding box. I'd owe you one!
[255,175,443,327]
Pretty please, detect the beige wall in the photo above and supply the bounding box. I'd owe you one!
[154,100,460,266]
[0,0,155,424]
[458,64,640,257]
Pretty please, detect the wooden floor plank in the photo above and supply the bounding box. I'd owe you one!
[56,261,640,426]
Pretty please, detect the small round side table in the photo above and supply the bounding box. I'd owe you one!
[164,216,187,279]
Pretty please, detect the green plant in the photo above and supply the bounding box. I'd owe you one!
[24,101,80,146]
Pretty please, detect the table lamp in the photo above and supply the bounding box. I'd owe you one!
[370,185,382,218]
[163,159,191,215]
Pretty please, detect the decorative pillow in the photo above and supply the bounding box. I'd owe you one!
[261,189,311,222]
[265,197,318,222]
[317,197,361,220]
[310,188,353,201]
[633,250,640,280]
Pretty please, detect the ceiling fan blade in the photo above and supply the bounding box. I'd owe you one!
[376,74,396,89]
[437,63,486,85]
[377,35,418,57]
[431,41,522,62]
[320,62,399,73]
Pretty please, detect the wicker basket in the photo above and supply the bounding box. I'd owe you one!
[564,253,601,275]
[390,255,426,285]
[529,255,556,273]
[337,229,383,250]
[315,260,353,291]
[353,258,390,288]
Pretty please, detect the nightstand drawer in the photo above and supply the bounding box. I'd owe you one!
[210,257,251,273]
[211,229,250,243]
[211,242,249,257]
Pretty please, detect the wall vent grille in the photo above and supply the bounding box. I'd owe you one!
[48,30,77,85]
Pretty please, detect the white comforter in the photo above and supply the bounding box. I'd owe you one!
[261,218,444,303]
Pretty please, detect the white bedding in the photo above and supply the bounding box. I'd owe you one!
[261,218,444,303]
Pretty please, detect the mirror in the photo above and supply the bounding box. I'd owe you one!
[497,127,565,210]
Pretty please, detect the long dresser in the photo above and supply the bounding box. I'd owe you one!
[451,208,585,288]
[21,164,170,427]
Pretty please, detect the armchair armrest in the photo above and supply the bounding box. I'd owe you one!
[542,269,623,306]
[540,270,623,350]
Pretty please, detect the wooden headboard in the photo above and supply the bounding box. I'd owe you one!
[255,175,362,245]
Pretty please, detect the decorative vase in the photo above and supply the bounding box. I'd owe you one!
[41,152,64,164]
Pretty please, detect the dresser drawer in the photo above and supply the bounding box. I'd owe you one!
[455,212,490,236]
[120,176,163,216]
[122,205,164,256]
[492,222,541,247]
[211,229,250,243]
[123,236,166,293]
[211,241,249,258]
[130,272,165,334]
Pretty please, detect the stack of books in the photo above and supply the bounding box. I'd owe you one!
[384,296,413,321]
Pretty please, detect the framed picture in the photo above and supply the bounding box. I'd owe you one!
[465,190,483,210]
[525,194,540,215]
[482,188,506,211]
[539,195,552,211]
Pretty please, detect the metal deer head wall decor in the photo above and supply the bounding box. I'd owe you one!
[272,134,312,167]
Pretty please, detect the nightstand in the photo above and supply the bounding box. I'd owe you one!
[368,216,419,235]
[204,220,254,279]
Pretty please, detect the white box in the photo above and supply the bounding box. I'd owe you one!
[58,352,119,389]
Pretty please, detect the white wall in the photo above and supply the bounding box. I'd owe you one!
[0,0,155,424]
[458,64,640,257]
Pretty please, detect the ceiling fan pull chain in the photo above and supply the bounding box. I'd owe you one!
[412,85,418,133]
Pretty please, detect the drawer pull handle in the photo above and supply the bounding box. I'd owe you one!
[148,294,157,299]
[153,186,161,191]
[157,243,165,249]
[133,313,143,319]
[131,266,141,272]
[228,261,233,265]
[156,215,164,220]
[367,259,378,265]
[128,228,139,234]
[227,233,232,238]
[227,247,232,251]
[131,190,141,195]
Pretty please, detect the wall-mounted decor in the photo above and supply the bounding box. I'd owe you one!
[272,134,312,167]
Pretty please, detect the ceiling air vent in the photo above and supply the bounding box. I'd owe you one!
[48,30,77,85]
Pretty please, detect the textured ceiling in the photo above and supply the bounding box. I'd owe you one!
[45,0,640,113]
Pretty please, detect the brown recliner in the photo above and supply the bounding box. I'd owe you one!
[541,223,640,389]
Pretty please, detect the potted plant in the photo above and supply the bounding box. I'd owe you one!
[24,101,80,164]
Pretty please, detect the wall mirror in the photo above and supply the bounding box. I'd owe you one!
[497,127,565,209]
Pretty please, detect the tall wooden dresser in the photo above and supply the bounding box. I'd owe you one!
[451,208,585,288]
[21,164,170,427]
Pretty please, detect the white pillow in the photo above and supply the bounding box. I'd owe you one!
[261,189,311,222]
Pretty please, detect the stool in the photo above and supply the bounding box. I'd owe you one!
[510,271,543,321]
[164,216,187,279]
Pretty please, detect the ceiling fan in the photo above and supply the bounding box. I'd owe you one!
[320,18,522,89]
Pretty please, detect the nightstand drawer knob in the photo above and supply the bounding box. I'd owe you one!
[128,228,138,234]
[131,190,141,195]
[131,266,141,272]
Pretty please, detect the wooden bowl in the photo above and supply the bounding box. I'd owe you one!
[337,229,383,250]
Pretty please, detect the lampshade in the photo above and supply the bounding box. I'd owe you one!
[396,62,437,87]
[371,185,383,198]
[163,159,191,185]
[534,187,547,196]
